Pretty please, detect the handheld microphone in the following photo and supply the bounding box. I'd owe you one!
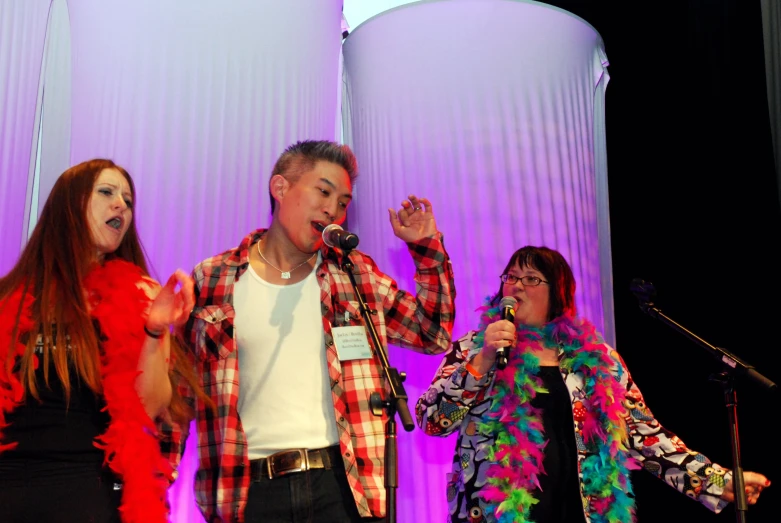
[322,223,360,250]
[495,296,517,370]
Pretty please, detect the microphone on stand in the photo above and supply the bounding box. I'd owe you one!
[322,224,360,250]
[629,278,658,317]
[495,296,517,370]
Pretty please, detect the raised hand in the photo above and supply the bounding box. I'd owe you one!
[388,194,438,243]
[142,269,195,335]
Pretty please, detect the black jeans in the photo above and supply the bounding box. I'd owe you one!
[244,464,385,523]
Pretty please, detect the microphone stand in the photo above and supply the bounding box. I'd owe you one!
[630,280,776,523]
[338,248,415,523]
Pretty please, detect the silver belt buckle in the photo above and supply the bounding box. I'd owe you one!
[266,448,309,479]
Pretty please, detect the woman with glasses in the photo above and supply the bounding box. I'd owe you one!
[416,245,770,523]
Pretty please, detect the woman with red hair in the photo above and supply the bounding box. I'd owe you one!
[0,159,199,522]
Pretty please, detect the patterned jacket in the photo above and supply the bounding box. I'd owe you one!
[160,228,455,522]
[415,331,731,523]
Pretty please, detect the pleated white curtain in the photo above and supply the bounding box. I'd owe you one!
[31,0,72,222]
[64,0,344,283]
[60,1,344,521]
[341,1,611,520]
[0,0,51,274]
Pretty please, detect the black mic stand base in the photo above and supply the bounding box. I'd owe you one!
[710,372,748,523]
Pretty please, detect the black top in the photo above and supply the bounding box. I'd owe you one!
[0,332,109,485]
[529,365,586,523]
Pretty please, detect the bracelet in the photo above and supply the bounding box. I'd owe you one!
[144,325,165,339]
[465,361,485,380]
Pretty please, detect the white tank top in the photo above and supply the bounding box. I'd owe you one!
[233,253,339,459]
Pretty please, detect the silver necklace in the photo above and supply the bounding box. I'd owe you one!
[256,240,316,279]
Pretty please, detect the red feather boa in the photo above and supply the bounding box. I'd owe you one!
[0,260,171,522]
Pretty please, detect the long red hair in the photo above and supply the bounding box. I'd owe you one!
[0,159,144,402]
[0,159,202,422]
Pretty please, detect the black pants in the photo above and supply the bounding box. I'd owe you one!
[244,463,385,523]
[0,468,121,523]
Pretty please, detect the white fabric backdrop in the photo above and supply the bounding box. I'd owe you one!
[30,0,71,224]
[61,1,344,521]
[341,1,611,520]
[65,0,344,283]
[0,0,51,274]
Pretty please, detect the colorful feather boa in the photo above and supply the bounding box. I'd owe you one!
[473,298,640,523]
[0,260,171,522]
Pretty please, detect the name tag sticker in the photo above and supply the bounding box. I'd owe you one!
[332,326,372,361]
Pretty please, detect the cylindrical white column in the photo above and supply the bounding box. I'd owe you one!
[342,1,611,520]
[62,2,345,522]
[0,0,51,273]
[344,0,611,338]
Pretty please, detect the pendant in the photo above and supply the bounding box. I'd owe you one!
[281,271,291,279]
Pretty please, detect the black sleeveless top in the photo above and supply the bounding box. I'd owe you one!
[529,365,586,523]
[0,329,110,485]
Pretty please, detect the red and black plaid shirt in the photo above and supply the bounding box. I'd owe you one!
[160,228,455,522]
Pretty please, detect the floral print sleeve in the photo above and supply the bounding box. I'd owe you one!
[415,331,494,437]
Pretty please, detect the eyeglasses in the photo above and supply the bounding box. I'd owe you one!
[500,274,549,286]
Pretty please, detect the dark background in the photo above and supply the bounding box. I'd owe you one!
[543,1,780,522]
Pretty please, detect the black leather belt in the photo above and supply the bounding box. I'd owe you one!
[250,445,341,480]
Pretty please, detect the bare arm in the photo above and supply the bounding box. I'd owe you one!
[136,270,195,419]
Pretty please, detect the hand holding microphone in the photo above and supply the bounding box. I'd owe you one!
[469,297,516,376]
[495,296,517,370]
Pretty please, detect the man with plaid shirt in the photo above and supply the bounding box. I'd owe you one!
[162,140,456,522]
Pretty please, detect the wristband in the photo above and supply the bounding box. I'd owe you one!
[465,361,484,379]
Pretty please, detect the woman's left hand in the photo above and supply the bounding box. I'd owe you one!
[143,269,195,334]
[721,471,771,505]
